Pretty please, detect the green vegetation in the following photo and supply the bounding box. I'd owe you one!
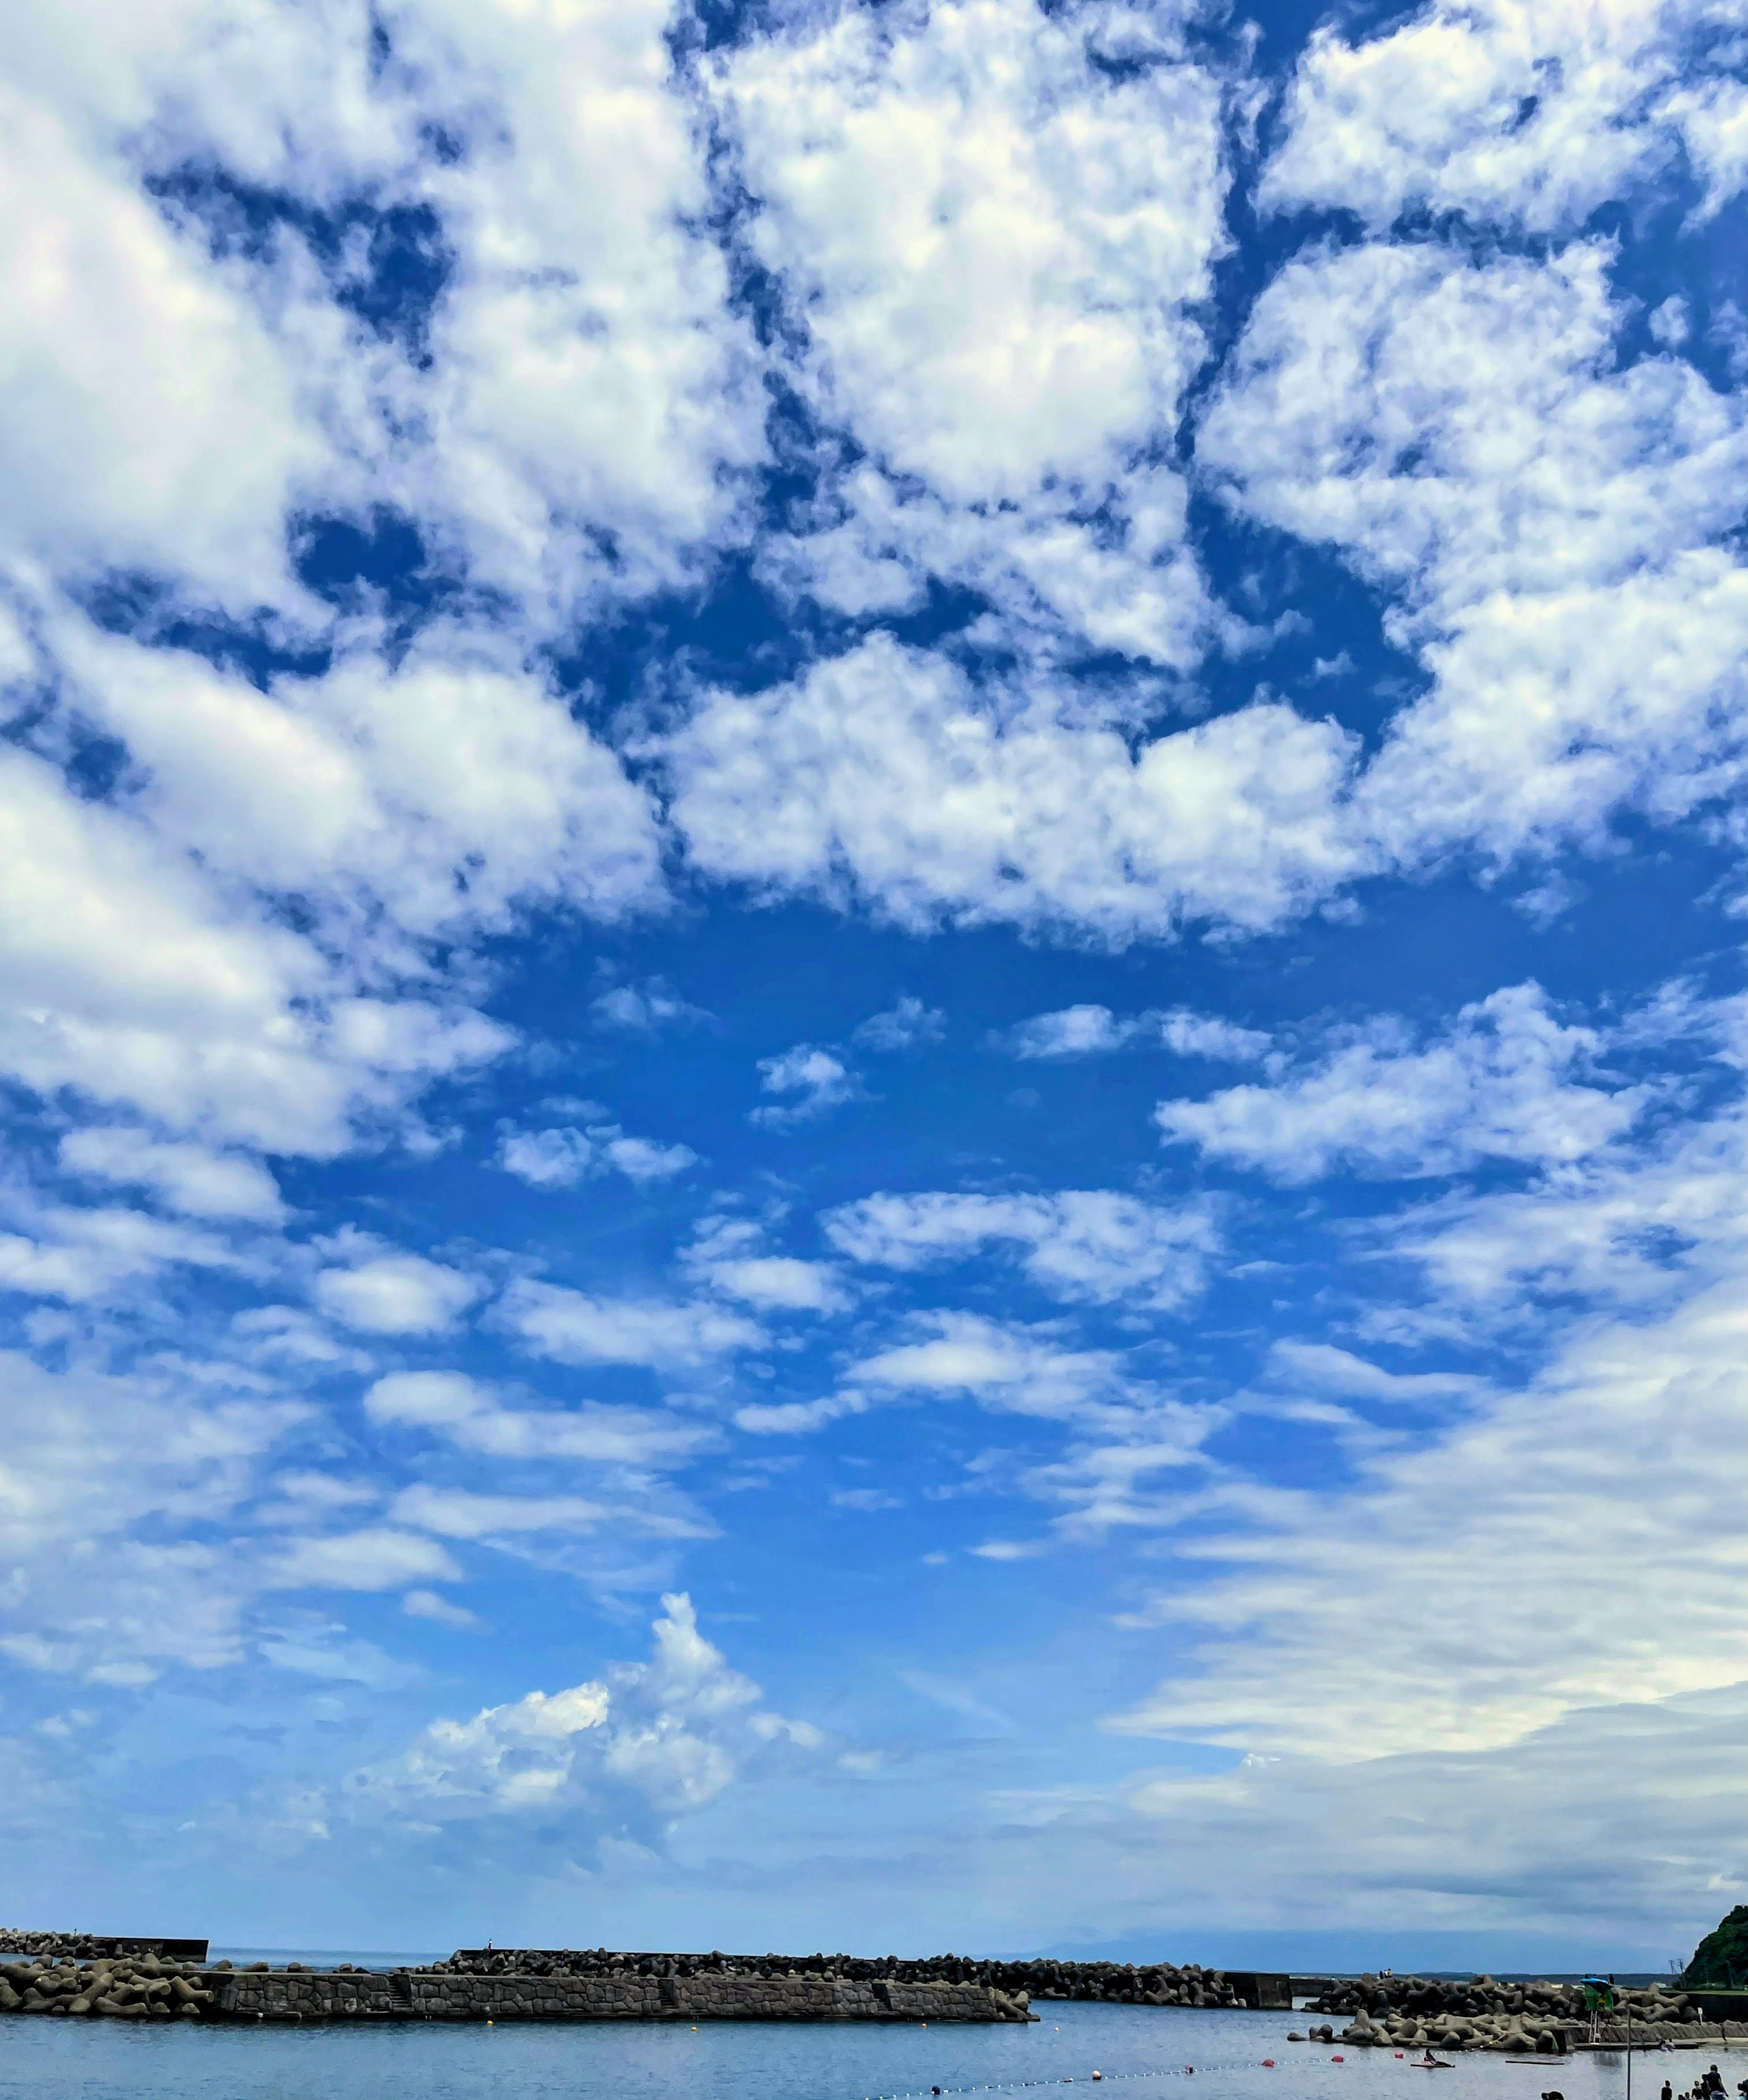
[1683,1907,1748,1988]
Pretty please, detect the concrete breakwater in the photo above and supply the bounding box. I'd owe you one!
[0,1935,1282,2027]
[0,1951,216,2020]
[0,1941,1032,2025]
[213,1969,1035,2024]
[0,1927,208,1962]
[0,1923,1275,2014]
[442,1948,1287,2009]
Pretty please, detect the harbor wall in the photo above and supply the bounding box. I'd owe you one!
[209,1969,1034,2023]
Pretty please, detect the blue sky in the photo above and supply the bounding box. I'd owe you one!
[0,0,1743,1971]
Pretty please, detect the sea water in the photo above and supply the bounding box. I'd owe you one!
[0,1994,1686,2100]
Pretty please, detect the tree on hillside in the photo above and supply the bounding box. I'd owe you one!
[1683,1908,1748,1988]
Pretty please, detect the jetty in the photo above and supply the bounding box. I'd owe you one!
[0,1931,1283,2025]
[5,1927,1745,2037]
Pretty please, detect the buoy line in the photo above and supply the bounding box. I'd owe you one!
[859,2061,1361,2099]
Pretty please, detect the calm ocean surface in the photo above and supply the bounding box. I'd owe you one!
[0,1994,1686,2100]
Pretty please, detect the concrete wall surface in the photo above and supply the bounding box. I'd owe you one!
[209,1971,1034,2024]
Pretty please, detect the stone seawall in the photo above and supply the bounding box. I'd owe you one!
[211,1971,1034,2024]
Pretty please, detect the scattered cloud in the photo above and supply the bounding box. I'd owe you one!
[683,1217,852,1314]
[1006,1004,1136,1059]
[498,1121,696,1189]
[0,1350,308,1678]
[497,1280,763,1368]
[831,1487,904,1513]
[1264,1341,1484,1407]
[1156,984,1645,1182]
[853,995,946,1053]
[312,1233,483,1335]
[748,1044,863,1130]
[1369,1105,1745,1325]
[0,0,1732,1958]
[0,1201,244,1303]
[589,979,712,1033]
[57,1127,286,1223]
[262,1528,463,1593]
[363,1371,719,1468]
[229,1305,372,1371]
[823,1189,1221,1309]
[403,1588,483,1631]
[845,1310,1139,1431]
[390,1485,613,1540]
[1006,1004,1272,1062]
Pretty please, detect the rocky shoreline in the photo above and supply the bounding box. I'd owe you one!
[1295,1975,1748,2055]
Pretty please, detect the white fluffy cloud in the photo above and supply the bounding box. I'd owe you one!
[498,1122,696,1190]
[852,995,946,1053]
[1156,983,1645,1182]
[1,738,418,1154]
[671,230,1744,943]
[391,0,764,618]
[682,1218,852,1315]
[716,0,1228,663]
[391,1485,609,1542]
[0,0,738,1204]
[1006,1003,1271,1062]
[0,0,762,623]
[313,1234,481,1335]
[666,634,1359,941]
[57,1127,285,1223]
[748,1044,863,1129]
[495,1282,763,1370]
[364,1371,718,1468]
[823,1189,1221,1308]
[1371,1105,1746,1325]
[850,1312,1123,1421]
[0,1200,245,1303]
[747,1308,1225,1544]
[346,1593,816,1823]
[2,629,564,1170]
[0,63,343,615]
[589,979,711,1033]
[51,619,665,951]
[1200,240,1747,876]
[261,1527,462,1592]
[1262,0,1748,233]
[737,1310,1160,1438]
